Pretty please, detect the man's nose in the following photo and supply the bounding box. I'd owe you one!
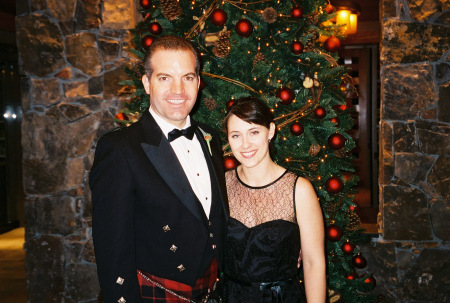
[171,79,184,94]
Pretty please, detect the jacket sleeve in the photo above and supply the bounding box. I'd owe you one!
[89,134,142,303]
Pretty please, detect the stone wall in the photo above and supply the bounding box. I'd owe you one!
[16,0,138,301]
[363,0,450,302]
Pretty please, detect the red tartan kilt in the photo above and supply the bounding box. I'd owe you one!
[137,257,219,302]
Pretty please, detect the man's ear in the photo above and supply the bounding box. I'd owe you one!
[197,75,201,89]
[142,74,151,94]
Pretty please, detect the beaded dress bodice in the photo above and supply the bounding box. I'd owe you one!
[224,169,305,303]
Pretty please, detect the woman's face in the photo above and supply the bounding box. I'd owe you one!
[227,115,275,169]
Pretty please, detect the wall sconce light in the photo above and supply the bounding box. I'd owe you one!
[332,0,360,35]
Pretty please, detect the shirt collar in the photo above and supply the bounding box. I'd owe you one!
[149,106,192,139]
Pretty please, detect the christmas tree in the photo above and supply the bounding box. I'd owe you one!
[117,0,377,301]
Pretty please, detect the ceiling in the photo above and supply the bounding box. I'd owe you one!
[353,0,380,22]
[0,0,15,15]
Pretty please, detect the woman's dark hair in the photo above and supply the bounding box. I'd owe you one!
[222,96,274,134]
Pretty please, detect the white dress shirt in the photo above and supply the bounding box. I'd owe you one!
[149,107,212,218]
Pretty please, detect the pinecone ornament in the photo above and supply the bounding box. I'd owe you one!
[203,97,217,111]
[213,30,231,58]
[305,28,319,51]
[334,148,347,158]
[308,144,321,157]
[346,209,363,231]
[308,162,318,171]
[262,7,277,23]
[160,0,182,20]
[307,13,319,25]
[253,52,266,65]
[326,202,338,216]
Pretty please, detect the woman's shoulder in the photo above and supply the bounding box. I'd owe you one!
[225,168,236,181]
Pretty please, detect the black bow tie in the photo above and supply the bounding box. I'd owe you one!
[168,125,197,142]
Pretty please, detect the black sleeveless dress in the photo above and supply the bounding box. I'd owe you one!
[223,169,306,303]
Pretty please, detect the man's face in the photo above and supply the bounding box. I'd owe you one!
[142,49,200,128]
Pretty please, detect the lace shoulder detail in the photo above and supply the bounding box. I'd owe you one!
[225,169,299,228]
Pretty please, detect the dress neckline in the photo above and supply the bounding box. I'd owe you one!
[234,168,288,189]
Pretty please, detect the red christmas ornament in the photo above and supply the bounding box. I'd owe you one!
[352,254,367,268]
[330,117,340,126]
[325,3,334,14]
[349,205,355,211]
[326,176,344,193]
[290,122,304,136]
[115,112,128,121]
[345,272,358,280]
[276,87,294,105]
[326,224,343,242]
[291,41,304,55]
[324,36,341,53]
[341,241,355,255]
[210,8,227,26]
[223,156,239,171]
[141,35,156,49]
[139,0,152,10]
[342,171,353,182]
[149,22,162,35]
[226,99,235,110]
[328,133,346,149]
[290,6,304,18]
[235,19,253,37]
[199,78,206,91]
[364,275,376,287]
[335,103,348,111]
[314,106,327,119]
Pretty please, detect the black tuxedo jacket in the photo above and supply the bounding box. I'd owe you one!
[90,110,228,303]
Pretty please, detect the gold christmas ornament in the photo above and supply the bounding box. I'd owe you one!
[204,32,220,46]
[303,76,314,88]
[212,30,231,58]
[314,78,320,87]
[160,0,182,20]
[262,7,277,23]
[328,288,343,303]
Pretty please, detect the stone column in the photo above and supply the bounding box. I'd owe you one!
[16,0,139,301]
[369,0,450,301]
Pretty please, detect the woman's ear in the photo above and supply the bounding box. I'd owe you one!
[269,122,276,141]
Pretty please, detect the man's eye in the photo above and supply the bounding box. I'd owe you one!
[159,77,168,81]
[251,131,259,135]
[185,76,194,81]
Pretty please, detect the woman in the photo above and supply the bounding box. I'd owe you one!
[222,97,326,302]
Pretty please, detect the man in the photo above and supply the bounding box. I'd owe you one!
[90,35,228,303]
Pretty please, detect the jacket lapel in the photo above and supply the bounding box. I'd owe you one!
[196,126,229,217]
[139,111,205,222]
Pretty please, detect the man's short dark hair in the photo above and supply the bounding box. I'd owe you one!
[143,35,201,77]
